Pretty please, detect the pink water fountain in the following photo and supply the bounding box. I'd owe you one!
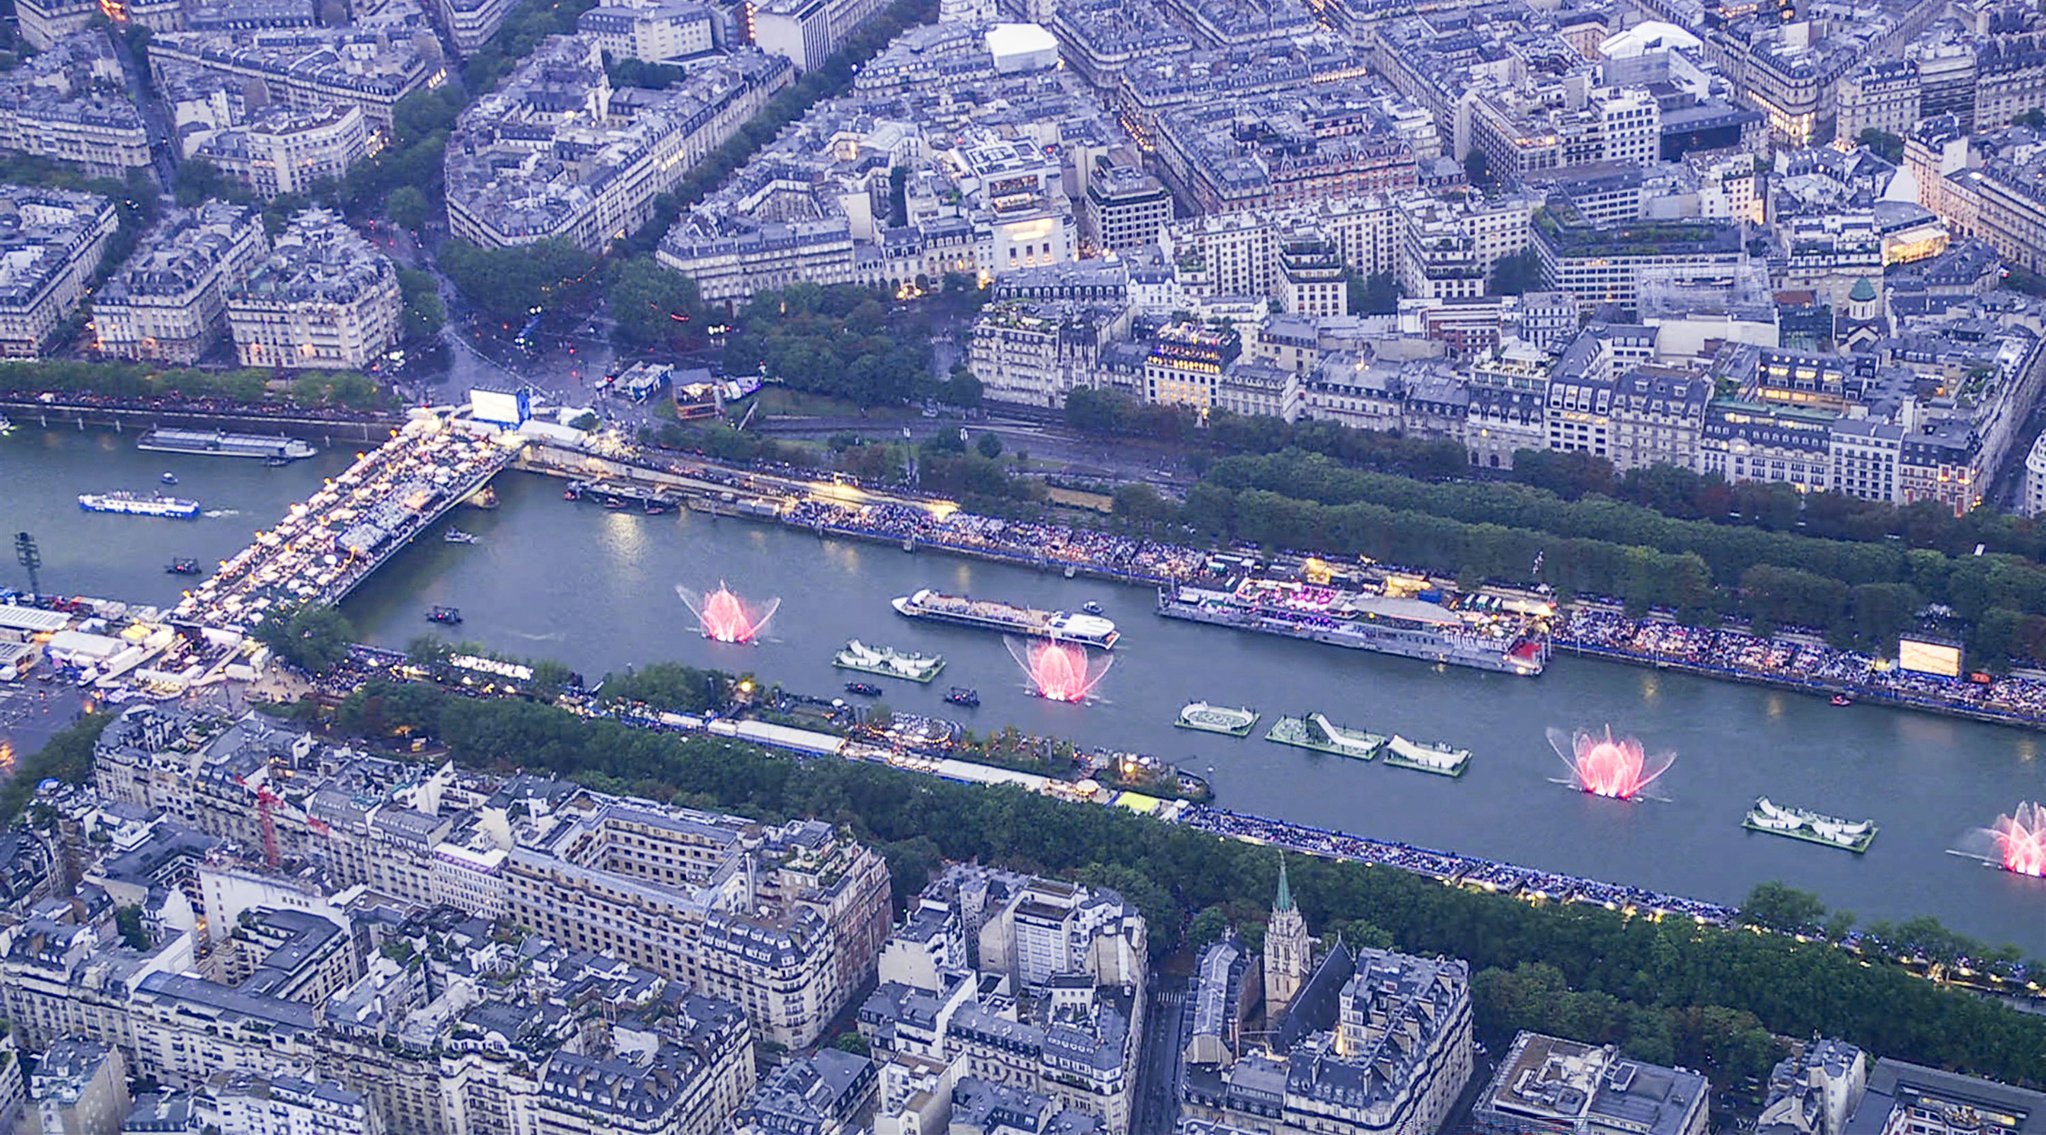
[1007,637,1112,703]
[1991,802,2046,878]
[677,583,779,644]
[1547,725,1674,800]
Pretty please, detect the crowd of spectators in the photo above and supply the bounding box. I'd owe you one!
[1183,806,1737,922]
[783,499,1208,582]
[1557,607,2046,726]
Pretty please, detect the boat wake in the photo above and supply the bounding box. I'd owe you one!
[203,509,240,518]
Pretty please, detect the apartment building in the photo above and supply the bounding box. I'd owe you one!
[227,209,400,370]
[576,0,717,62]
[1473,1032,1711,1135]
[447,38,792,252]
[859,867,1147,1131]
[193,105,374,200]
[146,0,448,131]
[0,185,120,358]
[1183,946,1474,1135]
[0,32,152,178]
[749,0,892,71]
[94,203,268,364]
[968,300,1131,407]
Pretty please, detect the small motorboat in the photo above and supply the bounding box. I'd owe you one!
[1830,694,1853,707]
[844,681,882,696]
[427,605,463,625]
[603,498,630,510]
[263,456,291,467]
[1082,601,1104,615]
[443,529,479,544]
[945,686,980,708]
[643,500,672,515]
[165,557,200,575]
[160,471,179,485]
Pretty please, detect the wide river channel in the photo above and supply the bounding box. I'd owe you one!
[6,425,2045,952]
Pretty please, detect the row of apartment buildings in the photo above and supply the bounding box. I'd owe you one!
[445,36,792,252]
[91,205,402,369]
[970,278,2046,514]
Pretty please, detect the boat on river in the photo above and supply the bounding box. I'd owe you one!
[1383,734,1471,777]
[833,639,945,683]
[78,491,200,519]
[1266,713,1386,759]
[138,428,316,461]
[892,588,1119,648]
[1743,797,1877,853]
[1176,702,1258,737]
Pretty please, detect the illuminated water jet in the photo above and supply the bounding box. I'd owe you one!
[1992,802,2046,878]
[1006,636,1112,703]
[676,583,779,644]
[1546,725,1674,800]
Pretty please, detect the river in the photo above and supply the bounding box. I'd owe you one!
[6,427,2045,952]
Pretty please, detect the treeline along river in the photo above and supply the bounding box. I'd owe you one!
[4,428,2044,952]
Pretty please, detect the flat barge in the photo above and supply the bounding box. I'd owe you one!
[1266,714,1386,759]
[1382,735,1471,777]
[1176,702,1258,737]
[833,640,945,683]
[138,428,316,461]
[1743,797,1877,853]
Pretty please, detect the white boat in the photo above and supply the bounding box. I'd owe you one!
[443,529,479,544]
[79,491,201,519]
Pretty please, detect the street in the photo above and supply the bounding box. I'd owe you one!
[1132,981,1188,1135]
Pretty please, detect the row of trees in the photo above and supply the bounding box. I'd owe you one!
[1060,388,2046,575]
[315,683,2046,1086]
[1194,450,2046,660]
[1511,450,2046,564]
[1061,387,1480,481]
[0,360,383,409]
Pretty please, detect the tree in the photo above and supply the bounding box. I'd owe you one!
[439,239,600,322]
[253,605,356,673]
[610,257,703,351]
[114,905,150,950]
[398,268,445,342]
[975,432,1003,459]
[1739,881,1830,935]
[1487,249,1545,296]
[832,1031,871,1057]
[386,185,432,231]
[1347,271,1401,316]
[1112,482,1170,529]
[1189,906,1230,949]
[1857,128,1904,163]
[937,364,983,408]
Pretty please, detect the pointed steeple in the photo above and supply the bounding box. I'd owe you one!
[1274,856,1294,913]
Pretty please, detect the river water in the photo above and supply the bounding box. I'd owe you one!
[6,427,2045,952]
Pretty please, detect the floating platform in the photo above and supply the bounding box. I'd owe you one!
[1266,713,1385,759]
[1383,734,1470,777]
[1177,702,1259,737]
[833,640,945,683]
[1742,797,1877,853]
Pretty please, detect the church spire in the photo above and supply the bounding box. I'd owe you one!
[1275,856,1294,913]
